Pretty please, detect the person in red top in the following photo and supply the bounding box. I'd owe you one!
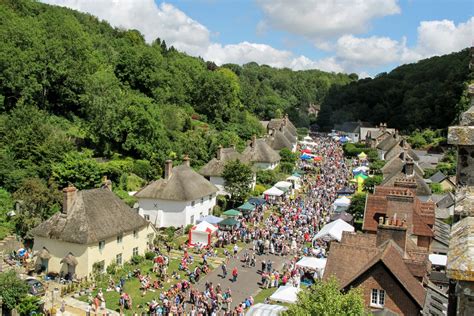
[232,267,238,282]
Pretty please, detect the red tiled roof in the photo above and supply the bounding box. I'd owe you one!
[363,186,434,238]
[339,241,426,308]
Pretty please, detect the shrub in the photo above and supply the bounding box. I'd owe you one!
[106,262,117,275]
[252,184,266,196]
[184,224,194,234]
[131,255,144,265]
[145,251,155,260]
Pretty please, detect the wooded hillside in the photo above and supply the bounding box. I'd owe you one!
[317,49,471,132]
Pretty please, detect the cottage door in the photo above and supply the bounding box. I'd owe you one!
[41,258,49,273]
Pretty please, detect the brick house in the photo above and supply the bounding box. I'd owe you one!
[324,218,429,315]
[363,186,435,249]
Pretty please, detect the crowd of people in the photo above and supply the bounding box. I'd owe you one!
[88,136,351,315]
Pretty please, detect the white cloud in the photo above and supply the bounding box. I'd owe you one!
[335,35,403,66]
[42,0,211,55]
[257,0,400,40]
[414,18,473,57]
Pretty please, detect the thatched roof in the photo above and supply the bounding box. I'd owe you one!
[266,130,292,151]
[381,172,431,196]
[35,247,51,260]
[243,138,280,163]
[377,135,399,151]
[135,164,218,201]
[199,147,244,177]
[282,126,297,144]
[30,188,149,244]
[60,253,78,266]
[267,117,298,137]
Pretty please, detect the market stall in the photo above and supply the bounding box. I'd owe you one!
[313,219,354,242]
[188,221,218,247]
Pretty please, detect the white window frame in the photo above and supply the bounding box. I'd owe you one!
[132,247,139,256]
[116,253,122,266]
[144,214,150,221]
[370,289,385,308]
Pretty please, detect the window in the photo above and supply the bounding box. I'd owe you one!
[117,234,123,244]
[116,253,122,266]
[190,215,195,224]
[209,195,212,200]
[144,214,150,221]
[200,197,204,203]
[191,201,195,207]
[98,240,105,251]
[133,230,139,238]
[133,247,139,256]
[371,289,385,307]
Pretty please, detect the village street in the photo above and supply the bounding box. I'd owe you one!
[195,244,288,309]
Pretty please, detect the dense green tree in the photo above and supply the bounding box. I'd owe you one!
[0,270,29,310]
[284,277,366,316]
[222,160,254,205]
[51,150,103,189]
[17,295,42,316]
[12,177,61,237]
[347,193,367,220]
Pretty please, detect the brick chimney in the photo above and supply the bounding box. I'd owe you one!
[376,215,407,252]
[164,160,173,180]
[216,145,223,160]
[404,157,415,176]
[183,155,191,167]
[62,185,77,214]
[101,176,112,191]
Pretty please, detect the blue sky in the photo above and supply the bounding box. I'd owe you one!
[43,0,473,76]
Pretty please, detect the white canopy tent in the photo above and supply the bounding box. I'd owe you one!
[189,221,218,247]
[286,175,300,181]
[245,303,287,316]
[334,196,351,207]
[269,285,301,304]
[313,219,354,242]
[303,136,313,141]
[429,254,447,266]
[296,257,327,270]
[275,181,293,191]
[263,187,284,196]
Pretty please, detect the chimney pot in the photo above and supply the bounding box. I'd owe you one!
[183,155,190,167]
[62,185,77,214]
[164,160,173,180]
[217,145,223,160]
[101,176,112,191]
[251,135,257,148]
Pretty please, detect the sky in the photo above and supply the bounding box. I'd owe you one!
[42,0,473,77]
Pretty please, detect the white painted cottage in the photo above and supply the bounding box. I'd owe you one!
[135,157,218,228]
[199,145,256,195]
[242,136,281,170]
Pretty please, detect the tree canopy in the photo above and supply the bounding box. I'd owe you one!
[284,277,366,316]
[222,160,254,206]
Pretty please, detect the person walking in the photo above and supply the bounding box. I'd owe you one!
[232,267,238,282]
[221,263,227,279]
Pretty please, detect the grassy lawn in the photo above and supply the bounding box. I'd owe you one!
[78,257,201,314]
[77,239,247,314]
[253,287,277,304]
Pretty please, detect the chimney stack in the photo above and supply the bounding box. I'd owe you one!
[251,135,257,148]
[404,157,414,176]
[164,160,173,180]
[101,176,112,191]
[377,215,407,252]
[62,185,77,214]
[217,145,223,160]
[283,114,288,126]
[183,155,190,167]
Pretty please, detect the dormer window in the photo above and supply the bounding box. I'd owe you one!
[117,233,123,244]
[191,201,195,207]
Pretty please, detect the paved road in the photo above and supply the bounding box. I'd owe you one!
[195,244,288,309]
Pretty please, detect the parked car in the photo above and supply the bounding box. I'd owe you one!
[25,277,45,296]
